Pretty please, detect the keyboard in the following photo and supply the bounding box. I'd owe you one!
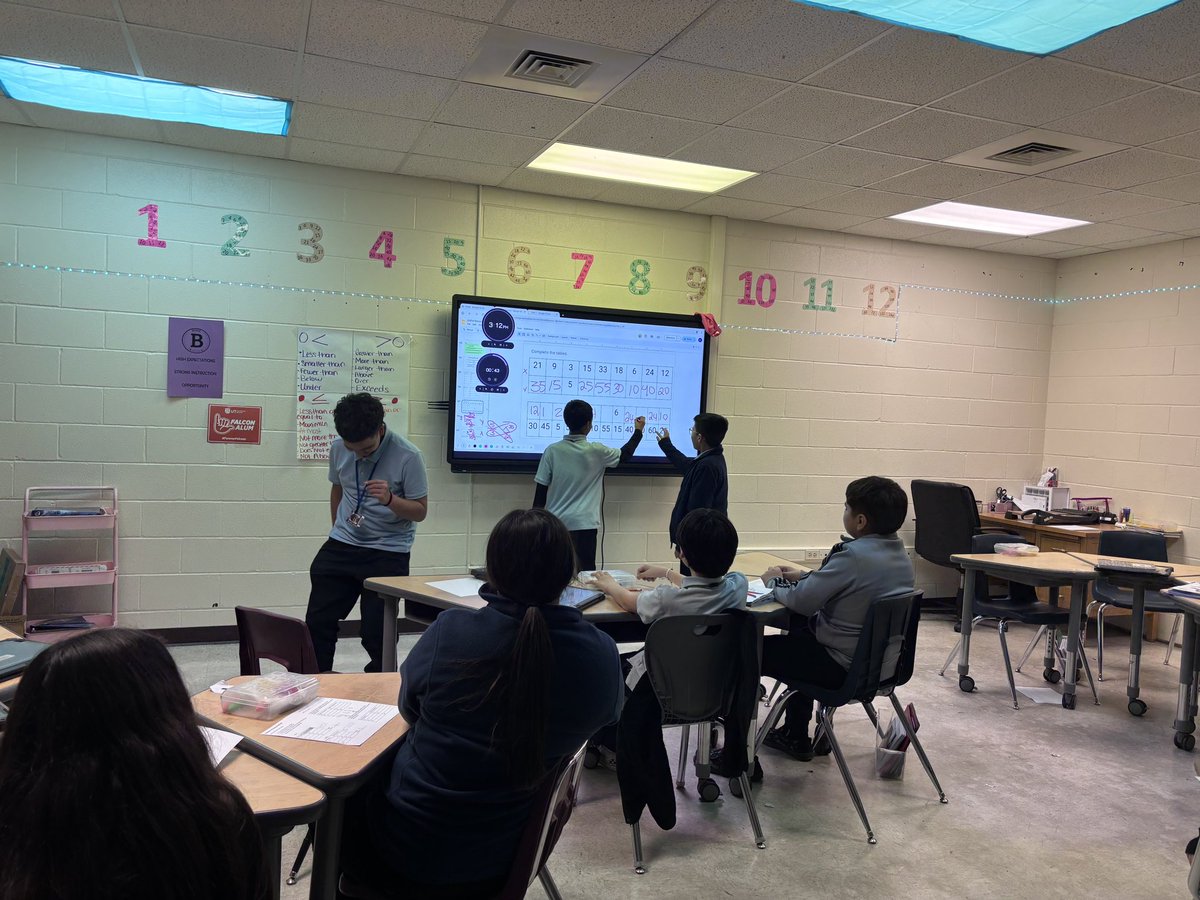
[1096,559,1174,578]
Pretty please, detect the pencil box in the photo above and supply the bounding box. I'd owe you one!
[220,672,319,720]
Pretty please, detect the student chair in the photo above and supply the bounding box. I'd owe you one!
[1085,530,1173,687]
[234,606,320,887]
[628,613,765,874]
[910,479,1014,622]
[938,535,1099,709]
[756,591,945,844]
[337,744,588,900]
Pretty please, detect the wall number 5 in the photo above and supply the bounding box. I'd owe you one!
[441,237,466,277]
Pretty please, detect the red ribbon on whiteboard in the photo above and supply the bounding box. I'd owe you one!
[694,312,721,337]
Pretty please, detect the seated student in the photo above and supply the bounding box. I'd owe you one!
[339,508,624,899]
[533,399,645,570]
[759,475,914,761]
[0,628,269,900]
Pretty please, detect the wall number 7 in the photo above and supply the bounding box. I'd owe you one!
[571,252,594,289]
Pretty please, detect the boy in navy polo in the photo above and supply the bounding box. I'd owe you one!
[532,399,644,570]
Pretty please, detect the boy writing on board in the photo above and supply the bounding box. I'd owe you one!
[533,399,645,570]
[653,412,729,575]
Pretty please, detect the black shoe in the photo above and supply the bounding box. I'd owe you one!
[762,729,814,762]
[709,747,764,782]
[812,735,832,757]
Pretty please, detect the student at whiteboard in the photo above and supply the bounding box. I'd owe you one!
[654,413,729,576]
[306,392,428,672]
[533,399,645,570]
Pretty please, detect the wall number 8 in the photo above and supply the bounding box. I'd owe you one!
[628,259,651,296]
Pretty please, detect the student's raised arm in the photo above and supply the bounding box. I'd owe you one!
[655,427,691,472]
[617,416,646,463]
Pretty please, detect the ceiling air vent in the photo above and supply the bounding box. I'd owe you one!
[986,142,1077,166]
[508,51,593,88]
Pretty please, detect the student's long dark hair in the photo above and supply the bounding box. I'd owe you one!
[480,508,576,788]
[0,628,269,900]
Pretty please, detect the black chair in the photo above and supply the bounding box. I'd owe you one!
[911,479,1013,621]
[757,591,946,844]
[234,607,319,887]
[1086,530,1173,685]
[939,535,1098,709]
[338,744,588,900]
[629,613,765,874]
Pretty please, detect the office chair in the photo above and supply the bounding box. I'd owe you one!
[910,479,1013,622]
[234,606,319,887]
[756,590,944,843]
[939,535,1099,709]
[1085,531,1173,692]
[626,613,765,874]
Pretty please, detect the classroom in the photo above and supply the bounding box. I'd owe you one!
[1,1,1199,898]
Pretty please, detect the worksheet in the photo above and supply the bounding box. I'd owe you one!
[262,697,399,746]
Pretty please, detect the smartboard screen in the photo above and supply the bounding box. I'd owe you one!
[448,295,711,474]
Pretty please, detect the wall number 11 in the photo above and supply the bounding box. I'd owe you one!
[802,277,835,312]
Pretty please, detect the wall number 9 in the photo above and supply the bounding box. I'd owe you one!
[686,265,707,303]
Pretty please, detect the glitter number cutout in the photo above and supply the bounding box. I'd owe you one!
[297,222,324,263]
[137,203,166,248]
[686,265,707,303]
[369,230,396,268]
[220,213,250,257]
[441,237,466,277]
[571,252,594,289]
[628,258,651,296]
[508,246,531,284]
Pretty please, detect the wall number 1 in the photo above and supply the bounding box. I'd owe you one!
[137,203,166,248]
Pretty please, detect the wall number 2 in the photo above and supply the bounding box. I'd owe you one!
[220,214,250,257]
[862,283,897,317]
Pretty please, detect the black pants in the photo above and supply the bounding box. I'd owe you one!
[761,618,847,739]
[569,529,597,571]
[306,538,410,672]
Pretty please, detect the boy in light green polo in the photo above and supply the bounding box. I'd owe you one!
[533,399,645,570]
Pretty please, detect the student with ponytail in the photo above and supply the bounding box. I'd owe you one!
[340,508,623,898]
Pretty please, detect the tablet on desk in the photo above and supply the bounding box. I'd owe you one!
[559,586,605,611]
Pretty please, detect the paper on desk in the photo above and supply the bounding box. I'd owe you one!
[746,578,772,606]
[200,725,241,766]
[1016,686,1062,704]
[427,577,485,598]
[262,697,399,746]
[1166,582,1200,598]
[1049,525,1100,532]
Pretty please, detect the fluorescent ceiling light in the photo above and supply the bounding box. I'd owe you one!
[0,57,291,135]
[527,143,756,193]
[793,0,1179,55]
[890,201,1089,236]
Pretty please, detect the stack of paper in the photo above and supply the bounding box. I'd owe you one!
[1165,582,1200,599]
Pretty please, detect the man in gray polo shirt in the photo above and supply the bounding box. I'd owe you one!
[305,393,428,672]
[532,399,644,570]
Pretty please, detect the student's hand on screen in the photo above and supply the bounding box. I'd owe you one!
[636,564,669,581]
[655,426,669,442]
[633,415,646,431]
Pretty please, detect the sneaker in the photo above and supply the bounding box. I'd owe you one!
[762,729,815,762]
[709,747,764,782]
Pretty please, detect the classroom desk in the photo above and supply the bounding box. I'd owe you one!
[978,513,1182,554]
[366,551,802,670]
[219,749,326,900]
[1171,593,1200,751]
[193,673,407,900]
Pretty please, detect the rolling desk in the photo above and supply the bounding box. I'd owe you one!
[193,673,407,900]
[366,551,802,670]
[1171,592,1200,751]
[220,749,326,900]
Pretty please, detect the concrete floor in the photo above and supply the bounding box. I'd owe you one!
[174,618,1200,899]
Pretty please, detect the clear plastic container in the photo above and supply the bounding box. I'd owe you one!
[219,672,319,720]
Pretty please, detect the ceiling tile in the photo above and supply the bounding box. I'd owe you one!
[289,103,425,152]
[683,196,793,220]
[161,124,288,159]
[389,0,507,21]
[0,4,133,71]
[774,145,923,185]
[604,58,789,125]
[299,57,456,121]
[670,127,824,173]
[1048,88,1200,147]
[806,27,1023,105]
[956,177,1106,212]
[664,0,889,82]
[1127,171,1200,203]
[1049,222,1162,246]
[7,0,114,16]
[1044,246,1103,258]
[129,26,295,97]
[288,138,405,173]
[933,58,1148,127]
[20,104,164,141]
[498,169,609,199]
[1144,131,1200,160]
[502,0,711,53]
[807,188,937,217]
[561,107,712,156]
[911,229,1000,248]
[1100,234,1181,251]
[720,173,845,206]
[401,154,513,185]
[119,0,305,50]
[844,109,1022,160]
[1039,149,1200,190]
[1035,191,1185,221]
[727,85,911,143]
[1057,0,1200,83]
[435,83,589,138]
[844,218,944,240]
[307,0,488,78]
[1115,204,1200,232]
[591,183,708,210]
[764,208,872,230]
[0,97,31,125]
[871,163,1017,200]
[411,123,546,166]
[977,236,1078,256]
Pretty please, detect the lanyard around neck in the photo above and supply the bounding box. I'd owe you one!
[353,450,384,514]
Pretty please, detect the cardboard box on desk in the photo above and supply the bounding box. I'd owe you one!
[0,548,27,634]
